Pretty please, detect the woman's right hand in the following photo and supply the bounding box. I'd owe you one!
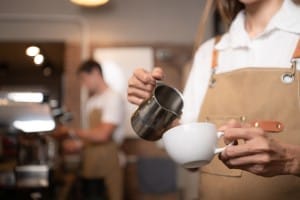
[127,67,164,105]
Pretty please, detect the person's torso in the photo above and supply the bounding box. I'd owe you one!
[181,0,300,125]
[196,34,300,199]
[86,88,124,144]
[82,89,120,178]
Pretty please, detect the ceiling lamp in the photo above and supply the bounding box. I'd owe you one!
[34,54,44,65]
[70,0,109,7]
[26,46,40,57]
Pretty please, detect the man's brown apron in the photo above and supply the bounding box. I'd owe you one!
[82,108,122,200]
[198,38,300,200]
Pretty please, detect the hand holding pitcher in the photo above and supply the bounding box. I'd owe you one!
[127,67,164,105]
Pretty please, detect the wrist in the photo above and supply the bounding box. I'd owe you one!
[68,129,77,138]
[75,129,87,139]
[285,144,300,176]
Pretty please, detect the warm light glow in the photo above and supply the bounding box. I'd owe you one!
[13,120,55,133]
[70,0,109,7]
[34,54,44,65]
[7,92,44,103]
[26,46,40,57]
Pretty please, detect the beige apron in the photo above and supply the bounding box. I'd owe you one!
[82,108,122,200]
[197,38,300,200]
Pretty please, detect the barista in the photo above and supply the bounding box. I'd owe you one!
[127,0,300,199]
[64,60,124,200]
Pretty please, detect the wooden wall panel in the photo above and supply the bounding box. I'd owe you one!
[63,43,82,128]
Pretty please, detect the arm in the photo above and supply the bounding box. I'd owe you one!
[77,88,124,143]
[63,123,116,152]
[76,123,117,143]
[219,120,300,177]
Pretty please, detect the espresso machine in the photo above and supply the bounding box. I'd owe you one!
[0,91,56,199]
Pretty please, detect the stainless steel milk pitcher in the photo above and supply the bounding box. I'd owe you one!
[131,83,184,141]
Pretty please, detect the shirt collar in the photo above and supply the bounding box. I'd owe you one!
[272,0,300,34]
[216,0,300,50]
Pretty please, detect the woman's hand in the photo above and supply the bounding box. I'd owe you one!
[219,120,300,177]
[127,67,164,105]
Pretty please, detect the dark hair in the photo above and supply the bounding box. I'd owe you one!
[194,0,245,51]
[77,59,103,76]
[216,0,245,26]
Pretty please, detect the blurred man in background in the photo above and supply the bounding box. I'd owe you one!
[64,59,125,200]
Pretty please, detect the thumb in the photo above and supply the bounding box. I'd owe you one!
[151,67,164,81]
[218,125,233,145]
[218,119,241,145]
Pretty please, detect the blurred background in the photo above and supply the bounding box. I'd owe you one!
[0,0,220,199]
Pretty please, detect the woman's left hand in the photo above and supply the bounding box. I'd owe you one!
[219,120,300,177]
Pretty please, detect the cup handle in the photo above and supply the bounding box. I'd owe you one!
[214,131,234,154]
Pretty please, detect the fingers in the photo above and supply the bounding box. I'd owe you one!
[219,119,253,131]
[151,67,164,80]
[128,74,155,92]
[224,127,264,142]
[218,119,266,155]
[218,119,242,131]
[224,163,270,176]
[218,120,242,144]
[219,149,272,176]
[224,162,283,177]
[217,120,289,177]
[239,164,270,176]
[127,67,164,105]
[220,141,289,177]
[127,90,149,105]
[219,122,267,162]
[134,68,157,85]
[220,130,266,160]
[227,119,242,128]
[223,152,272,166]
[127,87,152,100]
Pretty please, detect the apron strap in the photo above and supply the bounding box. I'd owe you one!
[292,39,300,59]
[250,120,284,133]
[211,35,222,69]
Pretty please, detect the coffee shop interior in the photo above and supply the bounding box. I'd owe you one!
[0,0,220,199]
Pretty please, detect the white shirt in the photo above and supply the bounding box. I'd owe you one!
[86,88,125,144]
[181,0,300,124]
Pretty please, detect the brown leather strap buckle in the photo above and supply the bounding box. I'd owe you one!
[250,120,284,133]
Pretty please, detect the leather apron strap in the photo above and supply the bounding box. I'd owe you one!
[208,36,222,88]
[211,35,222,68]
[292,39,300,59]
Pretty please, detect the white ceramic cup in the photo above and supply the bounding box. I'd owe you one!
[162,122,230,168]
